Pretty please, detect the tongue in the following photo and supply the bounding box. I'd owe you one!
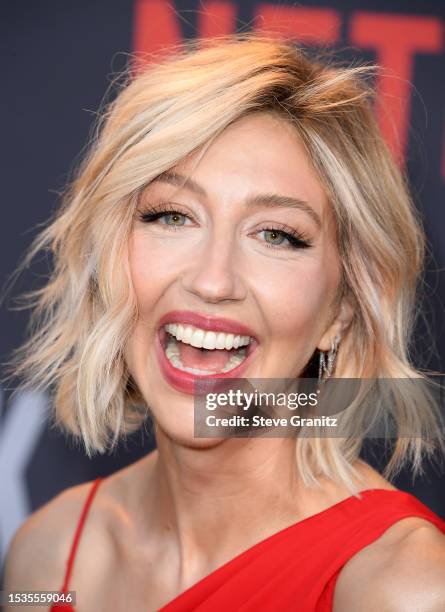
[178,343,235,371]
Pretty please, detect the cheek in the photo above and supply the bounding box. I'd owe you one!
[128,231,179,319]
[125,233,165,376]
[248,248,340,344]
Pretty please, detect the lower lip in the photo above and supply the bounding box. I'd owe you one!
[155,328,258,395]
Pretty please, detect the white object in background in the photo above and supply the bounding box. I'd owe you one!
[0,389,48,566]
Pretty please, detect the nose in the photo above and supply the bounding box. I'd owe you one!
[181,233,247,304]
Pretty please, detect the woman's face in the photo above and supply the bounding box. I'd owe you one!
[126,112,346,445]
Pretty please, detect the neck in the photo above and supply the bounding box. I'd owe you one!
[147,431,305,587]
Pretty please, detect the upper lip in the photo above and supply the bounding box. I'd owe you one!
[158,310,258,340]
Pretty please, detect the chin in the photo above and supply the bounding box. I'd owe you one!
[156,421,226,450]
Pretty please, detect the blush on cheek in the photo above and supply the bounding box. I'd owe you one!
[258,265,332,331]
[129,230,191,307]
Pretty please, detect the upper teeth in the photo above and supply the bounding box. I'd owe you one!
[164,323,252,350]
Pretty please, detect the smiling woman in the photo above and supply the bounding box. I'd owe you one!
[128,112,335,410]
[3,33,445,612]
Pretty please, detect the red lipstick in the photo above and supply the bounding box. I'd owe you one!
[155,310,258,395]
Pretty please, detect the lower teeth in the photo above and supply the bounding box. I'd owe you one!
[164,336,246,375]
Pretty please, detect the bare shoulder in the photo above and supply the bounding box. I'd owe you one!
[4,454,154,611]
[333,515,445,612]
[3,480,104,595]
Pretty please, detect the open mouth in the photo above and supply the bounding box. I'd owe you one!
[159,323,255,377]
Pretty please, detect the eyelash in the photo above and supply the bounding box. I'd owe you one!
[137,204,313,251]
[138,203,194,226]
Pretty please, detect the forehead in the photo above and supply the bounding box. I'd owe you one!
[160,112,330,222]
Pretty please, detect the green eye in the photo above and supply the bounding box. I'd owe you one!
[138,207,193,228]
[262,230,286,245]
[162,212,186,226]
[257,228,312,250]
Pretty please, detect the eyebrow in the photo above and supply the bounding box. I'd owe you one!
[153,170,322,229]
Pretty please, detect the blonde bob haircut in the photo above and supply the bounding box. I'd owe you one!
[6,33,443,488]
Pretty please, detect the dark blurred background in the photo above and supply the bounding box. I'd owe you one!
[1,0,444,564]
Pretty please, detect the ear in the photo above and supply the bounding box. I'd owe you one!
[317,293,354,352]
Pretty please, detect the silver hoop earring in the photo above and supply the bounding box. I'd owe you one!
[318,335,341,382]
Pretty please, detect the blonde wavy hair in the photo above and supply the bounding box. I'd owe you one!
[4,33,442,487]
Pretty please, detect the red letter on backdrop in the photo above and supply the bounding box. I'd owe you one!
[134,0,236,57]
[350,13,443,164]
[255,4,340,45]
[198,1,236,38]
[133,0,181,58]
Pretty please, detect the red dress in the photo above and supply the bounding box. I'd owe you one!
[51,477,445,611]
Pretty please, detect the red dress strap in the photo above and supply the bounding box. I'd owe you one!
[62,477,103,592]
[51,477,103,611]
